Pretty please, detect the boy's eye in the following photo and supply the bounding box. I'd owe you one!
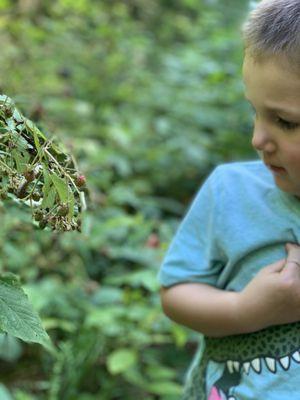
[276,117,299,131]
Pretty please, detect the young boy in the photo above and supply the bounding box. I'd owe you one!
[158,1,300,399]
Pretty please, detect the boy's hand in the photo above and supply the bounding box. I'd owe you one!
[237,243,300,333]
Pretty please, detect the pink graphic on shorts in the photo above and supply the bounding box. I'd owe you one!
[208,386,223,400]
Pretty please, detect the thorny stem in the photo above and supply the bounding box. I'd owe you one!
[22,171,43,202]
[29,133,55,167]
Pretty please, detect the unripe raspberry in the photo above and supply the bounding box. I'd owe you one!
[146,233,160,248]
[75,174,86,187]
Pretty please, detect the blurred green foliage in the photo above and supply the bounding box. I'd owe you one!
[0,0,255,398]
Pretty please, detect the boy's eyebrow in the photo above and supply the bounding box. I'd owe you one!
[244,95,300,118]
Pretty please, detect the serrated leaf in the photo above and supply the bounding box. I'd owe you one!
[50,173,68,202]
[33,129,41,158]
[13,109,23,123]
[32,125,45,159]
[11,150,22,173]
[11,133,30,151]
[41,185,56,209]
[67,189,75,220]
[25,119,47,141]
[0,276,52,350]
[0,94,12,106]
[11,149,28,173]
[107,348,138,374]
[42,167,51,195]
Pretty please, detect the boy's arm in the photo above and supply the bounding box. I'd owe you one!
[160,244,300,337]
[160,283,243,337]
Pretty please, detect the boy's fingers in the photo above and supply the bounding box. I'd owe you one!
[264,259,286,273]
[286,243,300,264]
[285,242,300,252]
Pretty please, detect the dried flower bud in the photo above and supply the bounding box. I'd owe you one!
[39,219,47,229]
[57,204,69,216]
[2,106,13,118]
[0,191,7,200]
[31,191,41,201]
[33,210,44,221]
[16,186,28,199]
[24,168,36,183]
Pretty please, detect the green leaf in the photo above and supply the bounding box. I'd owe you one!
[11,132,30,152]
[32,126,43,159]
[41,185,56,209]
[67,188,75,220]
[42,167,52,196]
[50,173,68,203]
[107,348,138,374]
[146,381,183,396]
[146,365,177,381]
[0,384,13,400]
[0,275,52,350]
[0,333,22,362]
[0,272,22,288]
[11,149,28,173]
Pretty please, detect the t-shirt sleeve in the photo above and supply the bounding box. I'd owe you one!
[157,167,226,288]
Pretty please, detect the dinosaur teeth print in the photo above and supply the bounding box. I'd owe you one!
[243,361,250,374]
[292,350,300,362]
[250,358,261,373]
[233,361,240,372]
[199,323,300,400]
[227,360,235,374]
[279,356,290,370]
[226,351,300,376]
[264,357,276,373]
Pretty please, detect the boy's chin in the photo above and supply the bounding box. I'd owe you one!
[273,176,300,198]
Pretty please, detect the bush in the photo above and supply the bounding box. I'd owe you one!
[0,0,254,398]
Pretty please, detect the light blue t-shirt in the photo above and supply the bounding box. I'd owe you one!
[158,161,300,400]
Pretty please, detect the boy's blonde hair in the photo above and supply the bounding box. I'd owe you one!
[242,0,300,64]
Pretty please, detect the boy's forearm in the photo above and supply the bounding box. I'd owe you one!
[160,283,252,337]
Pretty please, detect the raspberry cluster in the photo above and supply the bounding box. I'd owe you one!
[0,95,87,232]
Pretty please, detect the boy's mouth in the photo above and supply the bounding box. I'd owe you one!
[264,161,286,174]
[269,165,286,174]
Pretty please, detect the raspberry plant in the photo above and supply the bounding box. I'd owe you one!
[0,94,88,352]
[0,94,87,232]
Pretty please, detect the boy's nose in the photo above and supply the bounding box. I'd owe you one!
[251,122,277,153]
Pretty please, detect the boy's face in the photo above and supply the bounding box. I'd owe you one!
[243,53,300,198]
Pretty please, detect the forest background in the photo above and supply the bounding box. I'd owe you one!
[0,0,257,399]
